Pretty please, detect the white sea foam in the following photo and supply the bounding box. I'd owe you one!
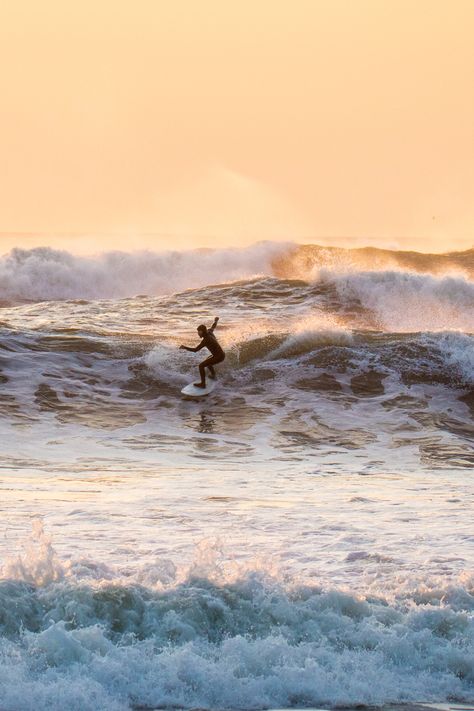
[144,343,189,383]
[0,527,473,711]
[426,332,474,384]
[0,243,288,301]
[323,270,474,332]
[2,518,66,586]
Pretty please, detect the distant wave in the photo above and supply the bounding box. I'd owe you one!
[321,269,474,332]
[272,243,474,280]
[0,242,473,302]
[0,243,288,301]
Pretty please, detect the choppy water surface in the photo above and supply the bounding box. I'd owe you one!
[0,242,473,710]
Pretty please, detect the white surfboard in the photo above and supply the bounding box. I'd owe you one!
[181,380,217,398]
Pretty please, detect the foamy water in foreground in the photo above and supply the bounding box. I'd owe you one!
[0,242,473,710]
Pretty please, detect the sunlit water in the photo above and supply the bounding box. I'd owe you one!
[0,243,473,710]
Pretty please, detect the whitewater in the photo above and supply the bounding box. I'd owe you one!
[0,241,473,711]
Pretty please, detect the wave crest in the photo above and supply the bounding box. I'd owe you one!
[1,242,473,303]
[322,270,474,332]
[0,243,288,301]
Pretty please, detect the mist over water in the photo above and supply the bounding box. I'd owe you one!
[0,241,473,710]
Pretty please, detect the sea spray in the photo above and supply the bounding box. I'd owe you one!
[1,242,473,304]
[323,270,474,332]
[0,243,289,301]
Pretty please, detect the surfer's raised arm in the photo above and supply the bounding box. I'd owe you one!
[208,316,219,334]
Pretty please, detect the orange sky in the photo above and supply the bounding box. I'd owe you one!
[0,0,473,253]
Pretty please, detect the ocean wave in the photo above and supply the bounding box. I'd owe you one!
[1,324,473,404]
[0,243,288,302]
[0,524,473,711]
[321,270,474,332]
[266,328,354,360]
[421,332,474,384]
[273,243,474,281]
[0,242,473,303]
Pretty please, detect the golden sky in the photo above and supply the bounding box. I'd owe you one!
[0,0,473,253]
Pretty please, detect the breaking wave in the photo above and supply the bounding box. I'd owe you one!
[0,243,289,302]
[0,522,473,711]
[0,242,473,303]
[322,270,474,332]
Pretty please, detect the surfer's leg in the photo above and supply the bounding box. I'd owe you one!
[195,354,224,387]
[206,353,224,380]
[195,357,213,387]
[194,362,206,388]
[207,364,216,379]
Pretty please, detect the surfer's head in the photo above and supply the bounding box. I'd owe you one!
[197,324,207,337]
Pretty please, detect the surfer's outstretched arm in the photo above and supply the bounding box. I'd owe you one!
[179,340,205,353]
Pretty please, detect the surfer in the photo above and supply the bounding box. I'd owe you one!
[179,317,225,388]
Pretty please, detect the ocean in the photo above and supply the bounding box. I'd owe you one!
[0,241,473,711]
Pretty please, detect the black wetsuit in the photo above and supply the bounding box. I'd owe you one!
[181,323,225,385]
[195,331,225,360]
[182,325,225,359]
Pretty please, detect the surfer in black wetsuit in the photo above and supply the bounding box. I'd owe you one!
[179,317,225,388]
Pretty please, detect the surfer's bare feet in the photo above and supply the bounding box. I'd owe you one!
[194,382,206,388]
[208,373,216,380]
